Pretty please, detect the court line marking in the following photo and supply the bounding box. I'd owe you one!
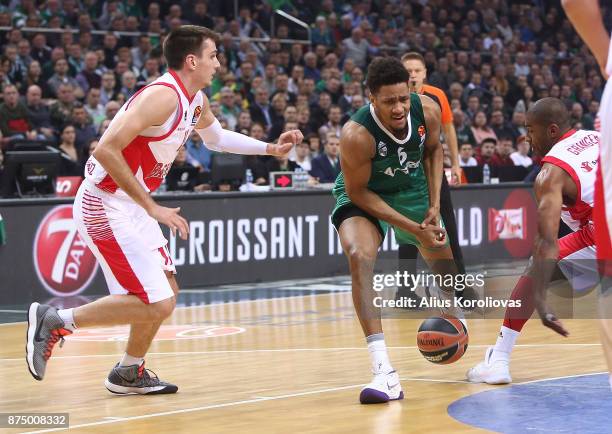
[20,376,468,434]
[21,371,603,434]
[0,309,27,313]
[0,343,602,362]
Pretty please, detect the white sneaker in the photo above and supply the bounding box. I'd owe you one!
[466,347,512,384]
[359,370,404,404]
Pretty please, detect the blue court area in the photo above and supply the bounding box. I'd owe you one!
[448,373,612,434]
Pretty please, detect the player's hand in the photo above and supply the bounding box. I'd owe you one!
[450,164,462,186]
[268,130,304,156]
[148,204,189,240]
[416,224,447,249]
[420,206,440,229]
[535,296,569,337]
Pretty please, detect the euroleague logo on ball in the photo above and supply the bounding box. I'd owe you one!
[33,205,98,297]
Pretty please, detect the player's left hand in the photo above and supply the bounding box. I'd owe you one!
[535,297,569,337]
[268,130,304,156]
[421,206,440,229]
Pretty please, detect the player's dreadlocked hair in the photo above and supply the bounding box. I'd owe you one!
[365,57,410,95]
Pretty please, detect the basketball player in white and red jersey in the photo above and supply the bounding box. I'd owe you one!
[25,26,303,394]
[559,0,612,390]
[468,98,602,384]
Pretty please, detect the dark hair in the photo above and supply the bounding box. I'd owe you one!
[163,25,221,70]
[481,137,497,146]
[365,57,410,95]
[401,51,426,67]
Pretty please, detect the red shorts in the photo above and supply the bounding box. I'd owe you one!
[557,224,599,291]
[73,180,176,304]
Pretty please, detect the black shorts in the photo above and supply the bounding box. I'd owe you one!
[331,204,386,241]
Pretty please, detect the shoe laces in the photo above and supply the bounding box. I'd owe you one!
[137,362,160,384]
[44,328,72,360]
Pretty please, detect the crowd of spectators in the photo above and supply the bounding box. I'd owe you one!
[0,0,608,193]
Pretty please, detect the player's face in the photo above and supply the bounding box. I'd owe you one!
[194,39,220,88]
[402,59,426,92]
[525,112,551,156]
[371,82,411,133]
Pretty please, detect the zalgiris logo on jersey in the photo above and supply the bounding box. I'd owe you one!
[33,205,98,296]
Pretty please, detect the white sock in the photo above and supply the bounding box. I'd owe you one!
[366,333,393,374]
[120,353,144,367]
[57,308,76,331]
[492,326,520,361]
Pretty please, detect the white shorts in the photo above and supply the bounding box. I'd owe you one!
[557,223,598,292]
[73,180,175,304]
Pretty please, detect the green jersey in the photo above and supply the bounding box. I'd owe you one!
[333,93,429,197]
[331,94,444,247]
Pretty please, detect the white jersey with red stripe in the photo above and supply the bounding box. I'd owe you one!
[541,129,600,232]
[84,70,204,196]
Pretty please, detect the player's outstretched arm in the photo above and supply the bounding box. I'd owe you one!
[420,95,443,229]
[562,0,610,78]
[195,92,303,156]
[532,164,569,337]
[92,86,189,239]
[341,121,446,249]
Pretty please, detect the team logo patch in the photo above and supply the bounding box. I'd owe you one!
[377,141,387,157]
[192,105,202,125]
[580,160,598,172]
[33,205,99,297]
[418,125,426,137]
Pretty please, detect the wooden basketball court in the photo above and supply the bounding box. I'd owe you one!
[0,274,607,434]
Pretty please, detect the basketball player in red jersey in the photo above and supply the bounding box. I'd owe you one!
[25,26,303,394]
[558,0,612,390]
[468,98,602,384]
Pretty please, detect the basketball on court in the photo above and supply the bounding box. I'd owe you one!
[417,316,469,364]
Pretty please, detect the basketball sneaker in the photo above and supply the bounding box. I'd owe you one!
[359,370,404,404]
[466,347,512,384]
[105,362,178,395]
[26,302,72,381]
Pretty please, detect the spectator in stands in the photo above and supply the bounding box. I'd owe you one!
[57,124,82,176]
[191,1,214,29]
[310,91,332,130]
[510,135,533,168]
[81,137,99,169]
[98,118,111,137]
[75,51,102,94]
[459,143,478,167]
[84,87,105,129]
[130,35,151,71]
[310,132,340,182]
[318,104,342,139]
[490,136,515,167]
[294,140,312,172]
[341,92,365,124]
[22,61,49,98]
[303,52,320,82]
[137,57,161,85]
[249,85,272,133]
[453,109,476,146]
[119,70,137,100]
[49,83,76,130]
[25,85,54,141]
[265,153,299,178]
[471,110,498,146]
[235,111,253,136]
[312,15,334,47]
[510,110,527,139]
[490,110,515,140]
[268,92,288,141]
[343,28,371,70]
[476,138,496,166]
[100,71,118,105]
[46,58,83,99]
[0,83,34,147]
[104,100,120,121]
[71,102,96,152]
[185,130,212,172]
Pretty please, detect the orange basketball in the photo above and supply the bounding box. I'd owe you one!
[416,315,469,364]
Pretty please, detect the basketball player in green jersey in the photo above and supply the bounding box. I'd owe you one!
[331,57,461,404]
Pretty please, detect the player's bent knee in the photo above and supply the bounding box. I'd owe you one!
[347,245,377,267]
[150,296,176,321]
